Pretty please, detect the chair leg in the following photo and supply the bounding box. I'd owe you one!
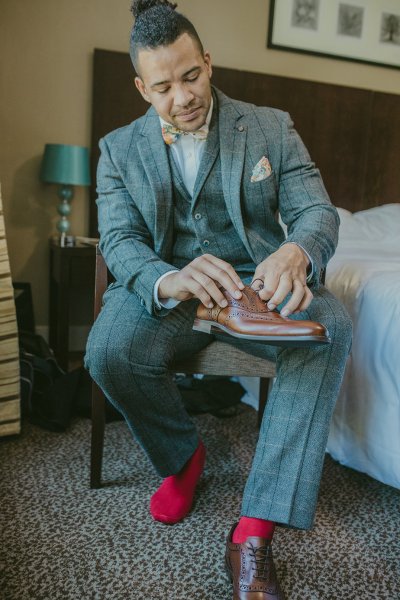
[90,381,106,489]
[257,377,271,429]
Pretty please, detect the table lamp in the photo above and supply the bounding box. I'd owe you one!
[40,144,90,246]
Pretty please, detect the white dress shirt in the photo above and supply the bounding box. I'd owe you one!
[161,100,213,197]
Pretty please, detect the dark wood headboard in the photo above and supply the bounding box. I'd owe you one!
[90,48,400,237]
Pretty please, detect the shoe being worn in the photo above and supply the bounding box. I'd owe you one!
[225,523,286,600]
[193,285,330,346]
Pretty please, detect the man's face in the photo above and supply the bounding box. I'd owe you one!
[134,33,213,132]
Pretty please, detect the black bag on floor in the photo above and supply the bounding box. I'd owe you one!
[18,331,64,419]
[18,332,118,431]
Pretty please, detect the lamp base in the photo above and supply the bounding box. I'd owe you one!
[56,185,74,241]
[53,233,76,247]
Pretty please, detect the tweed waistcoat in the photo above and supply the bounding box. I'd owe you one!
[168,107,256,276]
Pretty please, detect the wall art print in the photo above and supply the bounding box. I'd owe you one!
[268,0,400,70]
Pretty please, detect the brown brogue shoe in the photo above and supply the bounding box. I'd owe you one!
[225,523,286,600]
[193,285,330,346]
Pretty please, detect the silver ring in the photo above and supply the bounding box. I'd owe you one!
[251,278,264,289]
[251,282,264,293]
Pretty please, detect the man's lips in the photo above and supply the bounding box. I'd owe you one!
[175,107,201,121]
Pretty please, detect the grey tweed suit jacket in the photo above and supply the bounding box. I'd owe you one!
[96,87,339,316]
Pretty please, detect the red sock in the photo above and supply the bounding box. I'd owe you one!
[232,516,275,543]
[150,439,206,524]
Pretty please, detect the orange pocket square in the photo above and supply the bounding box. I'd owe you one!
[251,156,272,182]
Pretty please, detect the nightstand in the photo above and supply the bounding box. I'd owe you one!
[49,239,96,370]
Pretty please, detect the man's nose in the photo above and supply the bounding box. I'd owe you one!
[174,84,194,107]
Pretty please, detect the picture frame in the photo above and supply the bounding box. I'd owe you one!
[267,0,400,70]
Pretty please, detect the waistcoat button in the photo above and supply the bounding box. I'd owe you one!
[203,240,210,247]
[194,213,202,220]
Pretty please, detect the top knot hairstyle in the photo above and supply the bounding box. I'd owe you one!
[129,0,204,74]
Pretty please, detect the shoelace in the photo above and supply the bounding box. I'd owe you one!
[248,542,271,580]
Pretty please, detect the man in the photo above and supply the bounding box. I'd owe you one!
[85,1,352,598]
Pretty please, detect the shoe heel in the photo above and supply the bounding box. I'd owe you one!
[192,318,212,334]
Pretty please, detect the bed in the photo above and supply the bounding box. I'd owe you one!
[326,204,400,489]
[90,49,400,487]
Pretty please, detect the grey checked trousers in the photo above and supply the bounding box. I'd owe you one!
[85,283,352,530]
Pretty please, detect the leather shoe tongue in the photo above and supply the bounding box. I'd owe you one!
[227,285,270,312]
[245,285,268,305]
[244,535,271,546]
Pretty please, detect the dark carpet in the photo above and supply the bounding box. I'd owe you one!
[1,405,399,599]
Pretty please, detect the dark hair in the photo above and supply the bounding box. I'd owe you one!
[130,0,204,75]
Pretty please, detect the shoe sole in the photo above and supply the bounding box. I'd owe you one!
[193,319,331,346]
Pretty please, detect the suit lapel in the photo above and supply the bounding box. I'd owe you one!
[135,108,174,252]
[191,115,220,202]
[217,89,255,260]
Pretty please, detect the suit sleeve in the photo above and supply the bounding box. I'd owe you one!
[277,112,340,287]
[96,136,177,316]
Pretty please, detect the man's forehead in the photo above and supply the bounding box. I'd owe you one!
[137,34,204,80]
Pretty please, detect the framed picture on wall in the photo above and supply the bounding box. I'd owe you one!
[267,0,400,70]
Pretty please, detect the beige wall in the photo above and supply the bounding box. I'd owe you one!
[1,0,399,328]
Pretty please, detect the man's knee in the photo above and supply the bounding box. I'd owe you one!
[306,288,352,350]
[85,328,149,379]
[84,324,113,381]
[84,310,177,384]
[325,303,352,351]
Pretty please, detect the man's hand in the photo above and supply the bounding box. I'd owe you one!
[158,254,244,308]
[253,244,313,316]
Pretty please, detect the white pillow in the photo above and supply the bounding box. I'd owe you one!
[336,204,400,243]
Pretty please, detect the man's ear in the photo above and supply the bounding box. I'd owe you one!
[203,51,213,80]
[135,77,150,103]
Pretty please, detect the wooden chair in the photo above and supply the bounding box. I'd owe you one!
[90,246,276,488]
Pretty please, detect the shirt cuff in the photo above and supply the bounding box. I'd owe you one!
[154,271,181,310]
[281,241,314,283]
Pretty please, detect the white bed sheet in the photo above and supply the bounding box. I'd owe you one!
[326,204,400,489]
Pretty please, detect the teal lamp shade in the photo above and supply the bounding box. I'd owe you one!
[40,144,90,242]
[40,144,90,186]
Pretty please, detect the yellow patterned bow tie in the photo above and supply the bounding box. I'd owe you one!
[161,123,209,145]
